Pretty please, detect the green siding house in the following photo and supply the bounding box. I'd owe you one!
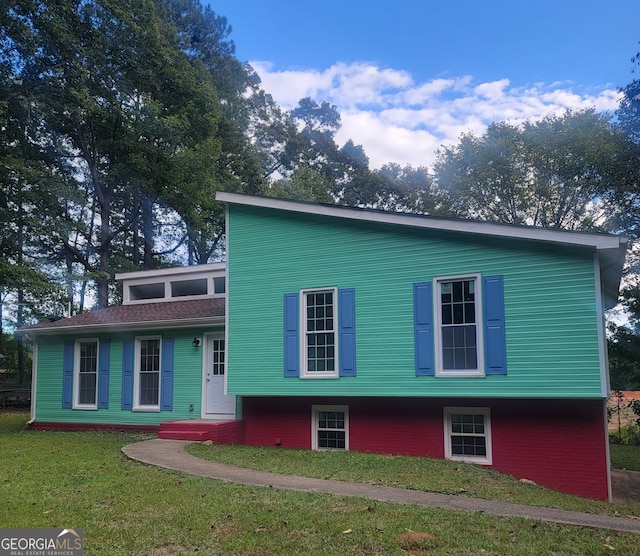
[216,192,626,501]
[21,193,626,501]
[21,264,236,430]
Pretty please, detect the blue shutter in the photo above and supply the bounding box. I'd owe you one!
[338,288,356,377]
[483,275,507,375]
[160,338,174,411]
[284,293,300,378]
[121,340,134,410]
[62,342,74,408]
[414,282,435,376]
[97,340,110,409]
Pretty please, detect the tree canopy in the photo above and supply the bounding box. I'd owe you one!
[604,50,640,390]
[1,0,264,310]
[433,109,630,231]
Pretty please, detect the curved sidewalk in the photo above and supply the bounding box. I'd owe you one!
[122,439,640,534]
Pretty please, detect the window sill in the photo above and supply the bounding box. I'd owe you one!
[301,373,340,379]
[72,405,97,410]
[446,455,492,466]
[132,406,161,412]
[436,371,485,378]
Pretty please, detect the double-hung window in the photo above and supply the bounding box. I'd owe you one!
[413,274,506,377]
[304,288,337,376]
[284,287,356,378]
[312,405,349,450]
[436,275,483,376]
[135,336,161,409]
[444,407,492,465]
[122,337,173,411]
[74,339,98,408]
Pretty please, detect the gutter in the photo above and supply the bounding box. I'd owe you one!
[17,316,225,337]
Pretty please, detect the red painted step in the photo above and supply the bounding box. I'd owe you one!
[158,429,211,441]
[158,419,244,443]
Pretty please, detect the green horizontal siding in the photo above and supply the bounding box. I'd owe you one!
[34,327,221,425]
[227,205,603,398]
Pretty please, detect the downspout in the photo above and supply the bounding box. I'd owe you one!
[24,333,37,425]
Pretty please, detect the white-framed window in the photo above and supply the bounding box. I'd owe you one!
[134,336,161,410]
[443,407,492,465]
[312,405,349,450]
[211,337,225,376]
[73,339,98,409]
[435,274,484,376]
[302,288,338,377]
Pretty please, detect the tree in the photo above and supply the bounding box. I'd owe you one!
[270,98,405,208]
[606,48,640,391]
[164,0,267,265]
[376,163,453,215]
[0,20,68,380]
[269,166,335,203]
[1,0,252,307]
[433,110,629,230]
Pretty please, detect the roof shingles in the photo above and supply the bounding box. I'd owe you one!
[21,298,225,332]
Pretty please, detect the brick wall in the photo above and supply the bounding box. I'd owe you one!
[241,396,609,500]
[210,420,245,444]
[490,399,608,500]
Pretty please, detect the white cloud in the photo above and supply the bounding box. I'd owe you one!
[251,61,623,169]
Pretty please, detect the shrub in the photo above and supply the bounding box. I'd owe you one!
[610,424,640,445]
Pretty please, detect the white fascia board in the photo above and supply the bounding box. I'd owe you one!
[215,192,626,251]
[21,317,225,337]
[115,262,226,281]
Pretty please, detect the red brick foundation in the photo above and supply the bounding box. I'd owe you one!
[242,396,610,500]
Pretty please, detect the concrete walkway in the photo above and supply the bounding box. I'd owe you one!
[122,439,640,534]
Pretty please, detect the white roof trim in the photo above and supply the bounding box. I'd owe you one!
[216,192,626,251]
[115,262,226,281]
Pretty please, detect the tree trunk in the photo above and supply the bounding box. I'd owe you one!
[142,194,154,269]
[96,186,112,308]
[17,288,25,386]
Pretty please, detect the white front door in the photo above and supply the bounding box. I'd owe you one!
[204,334,235,417]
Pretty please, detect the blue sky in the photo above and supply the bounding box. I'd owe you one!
[206,1,640,168]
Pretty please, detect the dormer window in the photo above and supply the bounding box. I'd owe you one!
[129,283,165,301]
[213,276,226,294]
[117,263,227,304]
[171,278,208,297]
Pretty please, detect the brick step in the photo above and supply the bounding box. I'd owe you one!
[159,420,220,432]
[158,429,211,441]
[158,419,244,443]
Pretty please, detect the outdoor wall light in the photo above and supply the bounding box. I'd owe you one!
[192,338,201,348]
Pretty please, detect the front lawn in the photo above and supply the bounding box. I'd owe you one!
[187,443,640,515]
[2,411,640,555]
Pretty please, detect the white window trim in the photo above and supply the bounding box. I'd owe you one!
[443,407,492,465]
[133,335,162,412]
[434,274,484,377]
[73,338,99,410]
[312,405,349,451]
[301,287,339,378]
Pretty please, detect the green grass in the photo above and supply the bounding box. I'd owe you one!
[187,444,640,516]
[610,443,640,472]
[2,411,640,555]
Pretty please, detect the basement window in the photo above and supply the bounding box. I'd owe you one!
[312,405,349,450]
[444,407,492,465]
